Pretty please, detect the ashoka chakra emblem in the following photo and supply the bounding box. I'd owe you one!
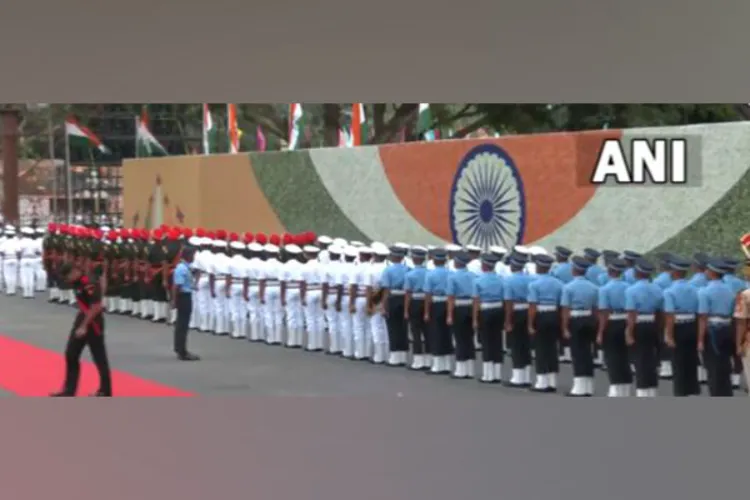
[449,144,526,250]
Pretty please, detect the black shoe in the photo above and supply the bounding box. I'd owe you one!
[504,381,531,388]
[50,391,74,397]
[177,352,200,361]
[530,386,557,393]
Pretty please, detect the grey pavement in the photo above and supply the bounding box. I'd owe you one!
[0,293,734,396]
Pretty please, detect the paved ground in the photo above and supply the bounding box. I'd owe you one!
[0,292,733,397]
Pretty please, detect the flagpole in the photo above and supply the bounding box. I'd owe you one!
[202,104,208,155]
[64,123,73,223]
[134,116,140,159]
[47,110,57,220]
[226,104,231,153]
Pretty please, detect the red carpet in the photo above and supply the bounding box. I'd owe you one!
[0,336,195,397]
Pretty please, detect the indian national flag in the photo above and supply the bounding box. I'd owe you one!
[417,103,435,142]
[135,107,168,157]
[227,104,243,153]
[288,103,305,150]
[65,117,110,153]
[202,103,217,154]
[350,104,368,146]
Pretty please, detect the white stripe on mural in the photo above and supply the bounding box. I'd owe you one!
[531,123,750,252]
[309,147,447,245]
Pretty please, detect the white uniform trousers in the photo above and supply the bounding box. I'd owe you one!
[229,283,247,338]
[188,290,198,328]
[197,283,212,331]
[3,259,18,295]
[213,282,230,334]
[340,296,355,358]
[285,288,304,347]
[325,292,341,353]
[370,309,389,364]
[263,285,284,344]
[19,257,36,298]
[247,287,264,341]
[304,289,324,350]
[352,296,370,359]
[34,258,46,292]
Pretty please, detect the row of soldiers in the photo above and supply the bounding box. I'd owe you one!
[0,225,47,297]
[40,223,750,397]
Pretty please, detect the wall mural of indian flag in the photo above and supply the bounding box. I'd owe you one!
[123,121,750,258]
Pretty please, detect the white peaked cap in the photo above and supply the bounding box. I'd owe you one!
[285,244,302,254]
[303,245,320,253]
[465,244,481,252]
[264,244,279,253]
[514,245,529,253]
[36,227,45,234]
[359,246,373,254]
[412,245,428,252]
[370,242,388,253]
[344,246,359,258]
[21,227,33,235]
[188,236,201,245]
[445,244,461,252]
[199,237,212,245]
[247,243,264,252]
[332,238,348,247]
[328,245,344,255]
[350,241,365,248]
[374,246,390,257]
[426,245,436,251]
[528,246,548,255]
[101,226,111,232]
[489,246,507,254]
[317,235,333,244]
[229,241,245,250]
[212,240,227,247]
[393,242,410,250]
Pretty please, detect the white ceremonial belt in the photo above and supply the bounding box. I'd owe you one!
[480,301,503,310]
[570,309,592,318]
[285,285,301,289]
[708,316,731,325]
[674,313,695,323]
[431,296,447,303]
[264,281,280,287]
[536,305,558,312]
[636,314,655,323]
[608,313,627,321]
[389,289,406,296]
[513,303,529,311]
[454,298,472,307]
[306,285,322,290]
[249,280,260,285]
[411,292,425,299]
[356,294,368,298]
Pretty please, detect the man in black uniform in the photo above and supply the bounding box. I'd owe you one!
[50,261,113,397]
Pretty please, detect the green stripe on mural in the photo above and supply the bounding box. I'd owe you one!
[249,150,371,241]
[649,166,750,260]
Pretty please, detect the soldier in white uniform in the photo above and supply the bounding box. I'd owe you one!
[18,227,37,298]
[281,244,305,348]
[465,244,483,274]
[445,244,461,270]
[301,245,324,351]
[526,246,548,275]
[245,242,266,342]
[34,227,46,293]
[316,236,333,264]
[0,227,6,290]
[366,246,390,363]
[260,244,284,345]
[349,246,373,360]
[208,238,231,335]
[322,246,343,354]
[228,238,249,339]
[338,247,359,358]
[186,236,203,329]
[194,238,214,332]
[1,227,20,295]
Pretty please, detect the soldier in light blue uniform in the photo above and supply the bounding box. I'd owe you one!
[560,256,599,397]
[662,255,700,397]
[583,248,605,285]
[688,253,709,289]
[624,259,663,397]
[596,258,633,397]
[621,250,642,284]
[447,252,478,379]
[597,250,620,286]
[551,246,573,283]
[652,253,674,290]
[404,246,430,371]
[652,253,675,380]
[423,248,452,375]
[503,254,534,387]
[719,257,747,389]
[380,246,410,367]
[697,259,736,396]
[472,253,505,383]
[527,254,564,393]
